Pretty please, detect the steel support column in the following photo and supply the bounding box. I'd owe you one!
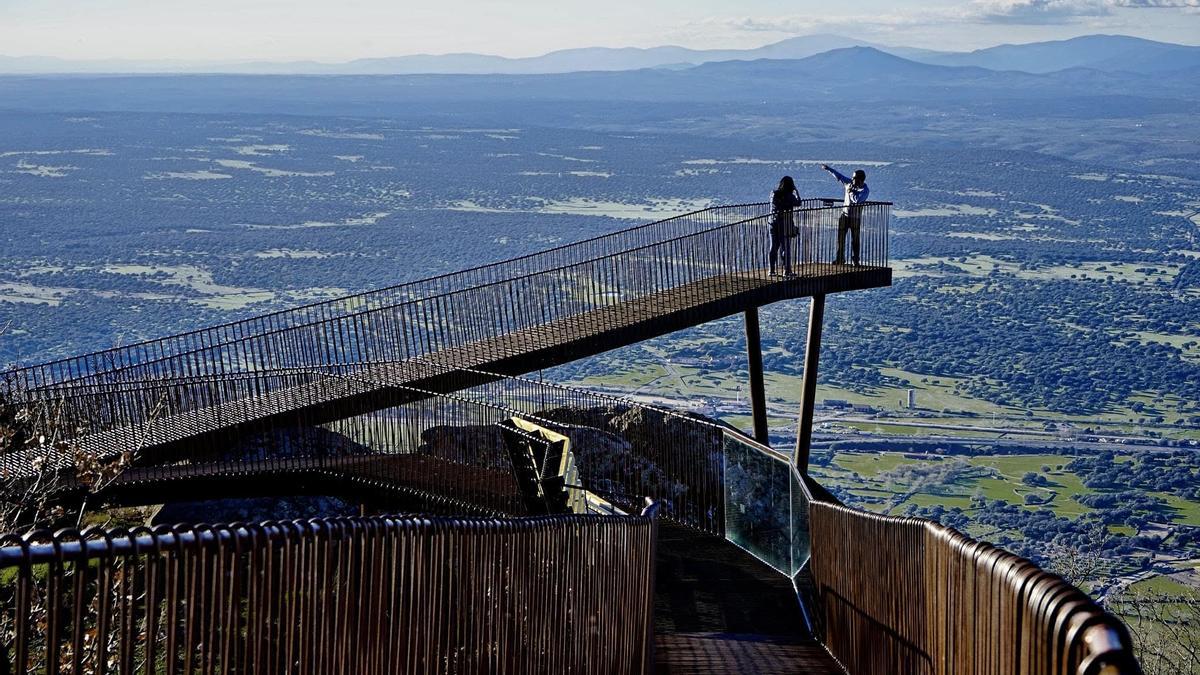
[794,294,825,472]
[744,308,769,445]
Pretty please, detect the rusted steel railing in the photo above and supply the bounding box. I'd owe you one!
[807,499,1140,675]
[1,203,771,391]
[0,512,658,675]
[1,360,755,537]
[0,365,724,532]
[2,201,889,408]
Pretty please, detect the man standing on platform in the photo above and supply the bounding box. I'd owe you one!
[821,164,870,266]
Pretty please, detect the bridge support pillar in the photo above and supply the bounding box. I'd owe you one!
[744,308,769,446]
[794,294,825,472]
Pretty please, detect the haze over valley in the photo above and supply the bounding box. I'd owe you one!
[3,31,1200,665]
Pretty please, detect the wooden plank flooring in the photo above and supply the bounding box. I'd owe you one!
[654,523,844,674]
[656,634,844,675]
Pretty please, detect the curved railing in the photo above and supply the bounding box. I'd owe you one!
[0,512,658,675]
[700,434,1141,674]
[807,498,1140,675]
[1,358,777,542]
[14,364,751,534]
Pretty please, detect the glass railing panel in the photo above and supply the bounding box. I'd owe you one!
[789,465,812,575]
[723,432,792,574]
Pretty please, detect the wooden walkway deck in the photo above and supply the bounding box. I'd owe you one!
[71,264,889,461]
[654,523,844,674]
[95,472,847,674]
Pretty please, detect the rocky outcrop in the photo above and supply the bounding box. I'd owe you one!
[540,405,725,530]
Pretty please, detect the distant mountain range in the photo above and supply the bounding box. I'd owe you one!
[4,46,1196,119]
[1,34,1196,77]
[915,34,1200,75]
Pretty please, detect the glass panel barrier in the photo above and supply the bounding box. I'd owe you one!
[723,432,792,574]
[789,463,812,575]
[722,431,813,576]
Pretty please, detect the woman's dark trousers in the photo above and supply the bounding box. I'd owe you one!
[769,227,791,275]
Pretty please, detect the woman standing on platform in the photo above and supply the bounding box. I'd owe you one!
[769,175,802,276]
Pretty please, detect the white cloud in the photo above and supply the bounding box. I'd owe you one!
[962,0,1199,23]
[679,11,943,42]
[693,0,1200,37]
[1111,0,1199,6]
[965,0,1111,24]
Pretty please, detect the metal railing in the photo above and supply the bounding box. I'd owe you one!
[0,512,658,675]
[21,365,752,537]
[2,201,889,404]
[1,201,890,485]
[415,370,729,534]
[693,433,1140,674]
[2,202,772,392]
[807,498,1140,674]
[0,191,1142,673]
[93,372,589,517]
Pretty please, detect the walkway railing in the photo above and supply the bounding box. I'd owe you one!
[807,499,1139,674]
[3,357,795,543]
[94,372,600,517]
[0,192,1143,673]
[703,434,1140,674]
[32,365,746,536]
[0,512,658,675]
[1,201,890,483]
[419,370,729,534]
[2,201,889,403]
[1,203,770,392]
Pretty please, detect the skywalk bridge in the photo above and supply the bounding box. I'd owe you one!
[2,200,886,470]
[0,200,1141,674]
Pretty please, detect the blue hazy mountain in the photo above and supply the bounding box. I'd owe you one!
[912,34,1200,75]
[3,47,1193,118]
[7,34,1195,77]
[0,34,880,75]
[333,35,886,75]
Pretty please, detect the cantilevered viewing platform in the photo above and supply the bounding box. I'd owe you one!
[3,200,889,466]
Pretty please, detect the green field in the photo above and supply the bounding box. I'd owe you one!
[570,353,1199,441]
[1131,574,1194,595]
[833,452,920,477]
[576,363,668,389]
[1154,492,1200,527]
[821,451,1126,528]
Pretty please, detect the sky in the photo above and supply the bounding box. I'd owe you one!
[2,0,1199,61]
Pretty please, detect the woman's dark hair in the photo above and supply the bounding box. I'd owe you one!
[777,175,797,194]
[852,169,867,183]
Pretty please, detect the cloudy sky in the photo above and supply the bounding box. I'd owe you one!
[2,0,1198,61]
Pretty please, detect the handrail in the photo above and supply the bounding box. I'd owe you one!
[3,199,888,394]
[1,202,772,385]
[0,513,658,674]
[378,367,730,533]
[2,201,892,465]
[7,365,727,533]
[806,496,1141,675]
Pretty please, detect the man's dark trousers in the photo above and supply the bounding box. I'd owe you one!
[835,211,861,265]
